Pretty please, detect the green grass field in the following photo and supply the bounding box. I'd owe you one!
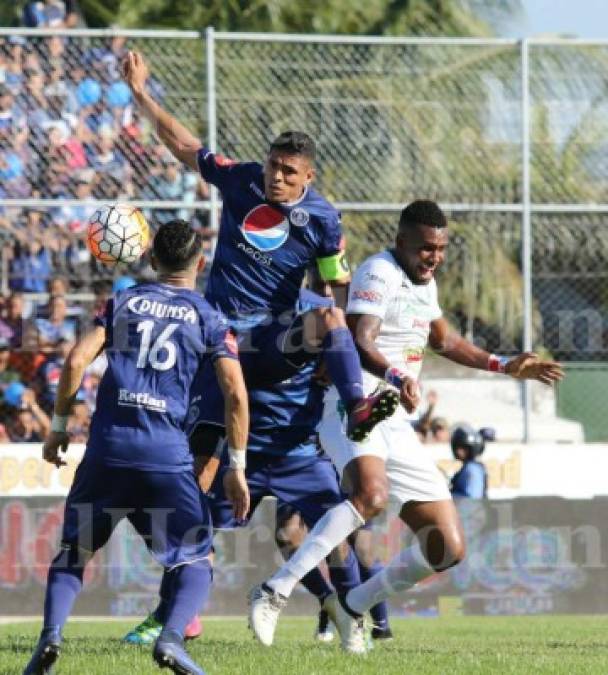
[3,616,608,675]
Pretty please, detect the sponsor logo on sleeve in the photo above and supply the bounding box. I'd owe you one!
[352,289,383,304]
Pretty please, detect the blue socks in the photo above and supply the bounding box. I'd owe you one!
[322,328,364,410]
[43,547,85,631]
[163,559,212,638]
[154,568,174,624]
[328,548,361,596]
[358,560,390,630]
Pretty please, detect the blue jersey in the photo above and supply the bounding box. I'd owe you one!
[246,360,326,457]
[197,148,347,328]
[450,460,487,499]
[88,282,237,472]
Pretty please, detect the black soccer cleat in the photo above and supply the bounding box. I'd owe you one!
[23,627,62,675]
[371,626,394,641]
[347,389,400,442]
[153,630,206,675]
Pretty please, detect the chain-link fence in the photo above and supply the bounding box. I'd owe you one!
[0,29,607,440]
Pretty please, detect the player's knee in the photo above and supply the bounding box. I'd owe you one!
[353,480,388,519]
[425,531,466,572]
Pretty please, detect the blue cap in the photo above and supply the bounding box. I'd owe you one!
[4,381,25,408]
[106,81,131,108]
[76,78,101,107]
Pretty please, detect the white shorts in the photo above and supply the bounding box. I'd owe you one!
[319,399,451,508]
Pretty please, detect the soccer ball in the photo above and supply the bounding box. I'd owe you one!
[87,204,150,265]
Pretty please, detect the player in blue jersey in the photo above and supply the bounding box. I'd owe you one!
[23,221,249,675]
[122,51,398,443]
[125,292,369,653]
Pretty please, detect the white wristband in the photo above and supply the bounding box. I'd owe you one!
[51,414,68,433]
[228,447,246,471]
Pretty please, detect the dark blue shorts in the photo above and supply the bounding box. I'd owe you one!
[209,451,344,530]
[61,455,212,569]
[188,289,333,431]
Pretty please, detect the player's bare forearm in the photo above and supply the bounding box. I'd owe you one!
[54,328,106,416]
[429,318,489,370]
[347,313,390,379]
[136,89,200,171]
[430,318,564,385]
[215,358,249,451]
[123,51,200,171]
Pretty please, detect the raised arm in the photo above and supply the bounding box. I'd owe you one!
[43,326,106,467]
[122,51,201,172]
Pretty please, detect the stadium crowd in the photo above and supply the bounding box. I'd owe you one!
[0,30,216,293]
[0,276,110,442]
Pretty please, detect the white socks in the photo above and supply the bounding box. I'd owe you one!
[267,500,365,598]
[346,543,434,615]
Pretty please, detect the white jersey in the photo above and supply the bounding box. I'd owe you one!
[347,249,442,406]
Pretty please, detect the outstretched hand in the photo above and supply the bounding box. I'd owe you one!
[505,352,564,385]
[42,431,70,468]
[122,50,149,97]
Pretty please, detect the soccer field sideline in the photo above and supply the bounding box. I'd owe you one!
[5,616,608,674]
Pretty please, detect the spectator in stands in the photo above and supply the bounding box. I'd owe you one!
[430,416,450,443]
[9,237,52,293]
[22,0,79,28]
[35,294,77,350]
[35,337,76,413]
[0,423,10,443]
[5,38,25,93]
[413,389,438,441]
[0,293,25,348]
[53,170,95,234]
[144,152,197,224]
[0,339,21,392]
[7,388,50,442]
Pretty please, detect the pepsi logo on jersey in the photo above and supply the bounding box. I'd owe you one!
[240,204,289,251]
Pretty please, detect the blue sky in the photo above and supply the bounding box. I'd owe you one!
[514,0,606,38]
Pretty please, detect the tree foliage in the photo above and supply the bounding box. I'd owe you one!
[74,0,522,35]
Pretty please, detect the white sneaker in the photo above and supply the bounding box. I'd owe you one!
[248,583,287,647]
[314,608,335,643]
[322,594,369,654]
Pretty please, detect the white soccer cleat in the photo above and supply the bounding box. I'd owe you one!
[248,583,287,647]
[322,593,369,654]
[314,608,335,643]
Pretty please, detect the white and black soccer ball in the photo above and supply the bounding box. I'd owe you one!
[87,204,150,265]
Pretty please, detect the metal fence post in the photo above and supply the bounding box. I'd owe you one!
[205,26,219,235]
[521,38,533,442]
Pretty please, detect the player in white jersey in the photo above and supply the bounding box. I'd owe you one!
[249,200,564,651]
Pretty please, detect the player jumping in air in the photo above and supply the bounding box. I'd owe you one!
[249,200,564,650]
[122,51,399,444]
[125,295,384,654]
[23,221,249,675]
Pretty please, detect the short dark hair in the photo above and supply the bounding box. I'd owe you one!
[153,220,202,271]
[399,200,447,231]
[269,130,316,161]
